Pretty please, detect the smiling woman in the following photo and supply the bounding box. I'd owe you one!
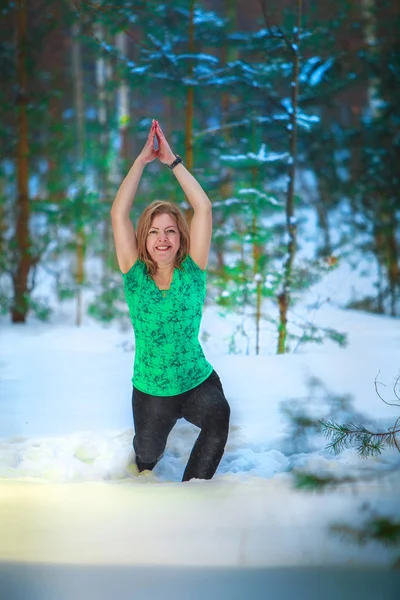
[136,200,190,280]
[110,120,230,483]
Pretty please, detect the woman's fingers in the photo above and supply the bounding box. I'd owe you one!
[153,130,159,151]
[154,126,163,148]
[148,121,156,139]
[156,123,165,139]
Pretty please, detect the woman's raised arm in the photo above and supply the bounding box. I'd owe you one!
[155,122,212,271]
[110,122,158,273]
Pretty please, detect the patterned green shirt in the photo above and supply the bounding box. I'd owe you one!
[122,254,213,396]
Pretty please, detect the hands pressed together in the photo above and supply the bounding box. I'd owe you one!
[137,120,176,166]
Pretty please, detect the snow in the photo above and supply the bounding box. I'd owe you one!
[310,58,335,86]
[176,53,219,64]
[282,97,294,114]
[220,144,288,164]
[129,65,149,75]
[238,188,282,206]
[0,300,399,568]
[193,9,225,27]
[0,233,399,596]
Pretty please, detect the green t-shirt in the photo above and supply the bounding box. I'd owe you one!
[122,254,213,396]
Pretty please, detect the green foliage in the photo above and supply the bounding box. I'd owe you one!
[318,370,400,459]
[57,287,76,302]
[289,321,348,351]
[87,282,127,323]
[280,376,356,454]
[2,0,399,327]
[318,420,399,458]
[0,284,53,321]
[293,471,353,491]
[331,515,400,548]
[211,194,345,353]
[346,295,386,315]
[27,297,52,322]
[0,280,11,316]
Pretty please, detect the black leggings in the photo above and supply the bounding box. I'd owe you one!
[132,370,230,482]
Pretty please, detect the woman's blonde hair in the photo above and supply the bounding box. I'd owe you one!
[136,200,190,277]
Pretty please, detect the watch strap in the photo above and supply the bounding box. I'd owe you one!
[168,154,183,170]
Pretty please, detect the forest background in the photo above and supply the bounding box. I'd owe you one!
[1,0,399,356]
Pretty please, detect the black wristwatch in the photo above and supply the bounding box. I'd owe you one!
[168,154,183,170]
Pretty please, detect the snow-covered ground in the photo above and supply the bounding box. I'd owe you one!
[1,258,399,598]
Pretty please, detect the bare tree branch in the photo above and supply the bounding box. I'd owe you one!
[393,373,400,403]
[389,416,400,453]
[71,0,151,52]
[374,370,400,407]
[258,0,297,55]
[81,0,146,11]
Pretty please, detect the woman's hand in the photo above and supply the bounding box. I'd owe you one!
[136,120,159,165]
[154,122,176,165]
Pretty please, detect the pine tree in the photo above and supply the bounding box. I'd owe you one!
[306,0,400,316]
[202,1,346,354]
[12,0,34,322]
[319,370,400,457]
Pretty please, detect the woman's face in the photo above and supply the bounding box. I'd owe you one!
[146,213,181,266]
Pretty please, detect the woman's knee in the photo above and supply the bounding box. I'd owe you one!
[204,396,230,433]
[133,434,165,464]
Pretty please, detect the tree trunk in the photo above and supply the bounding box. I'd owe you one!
[253,212,262,356]
[184,0,195,221]
[12,0,31,323]
[185,81,194,174]
[315,178,332,256]
[251,165,262,356]
[0,176,5,270]
[277,0,303,354]
[383,210,399,316]
[213,0,239,277]
[70,1,86,327]
[116,32,130,163]
[362,0,399,315]
[96,23,112,280]
[362,0,381,115]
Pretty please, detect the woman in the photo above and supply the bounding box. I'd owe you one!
[110,119,230,482]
